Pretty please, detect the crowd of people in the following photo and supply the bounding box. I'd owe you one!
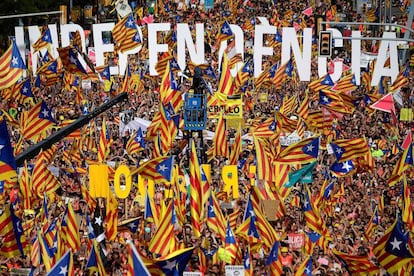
[1,0,414,275]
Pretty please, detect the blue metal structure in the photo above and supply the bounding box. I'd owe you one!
[184,93,207,130]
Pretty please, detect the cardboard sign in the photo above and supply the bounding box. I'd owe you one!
[262,199,279,221]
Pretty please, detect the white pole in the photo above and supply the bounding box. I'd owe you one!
[0,11,62,20]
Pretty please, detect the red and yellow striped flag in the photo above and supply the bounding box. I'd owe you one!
[19,162,31,210]
[105,192,118,241]
[97,118,110,163]
[148,201,175,256]
[253,135,274,182]
[213,115,228,158]
[62,203,80,252]
[228,130,241,166]
[190,140,203,238]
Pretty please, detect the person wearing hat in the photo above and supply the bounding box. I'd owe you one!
[280,246,294,272]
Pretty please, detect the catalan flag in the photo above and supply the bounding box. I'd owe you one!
[217,52,235,96]
[21,101,55,141]
[31,154,60,197]
[96,64,111,81]
[402,175,414,232]
[46,250,74,276]
[330,138,369,163]
[334,73,358,92]
[12,78,34,105]
[295,256,312,276]
[225,220,238,262]
[364,206,379,240]
[70,30,83,53]
[144,189,158,225]
[277,137,320,164]
[112,13,141,53]
[212,115,228,158]
[388,143,413,186]
[217,21,234,43]
[244,247,252,276]
[207,192,226,241]
[19,162,31,210]
[318,89,350,113]
[0,204,27,258]
[308,74,334,91]
[148,201,175,256]
[85,240,106,276]
[38,231,54,271]
[97,118,110,163]
[330,160,356,177]
[126,127,146,155]
[61,204,80,252]
[0,120,17,181]
[189,140,203,238]
[127,241,151,276]
[57,46,87,74]
[253,135,273,182]
[32,28,53,52]
[0,40,26,90]
[229,130,241,166]
[266,241,283,275]
[373,215,414,274]
[249,187,280,249]
[390,65,410,91]
[105,192,118,241]
[302,185,324,235]
[334,249,380,275]
[130,156,171,182]
[154,247,194,275]
[235,59,254,89]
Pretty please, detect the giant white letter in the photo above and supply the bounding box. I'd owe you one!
[177,23,205,72]
[148,23,170,75]
[281,27,312,81]
[93,23,116,74]
[351,31,361,85]
[254,22,276,77]
[61,24,86,53]
[371,32,399,86]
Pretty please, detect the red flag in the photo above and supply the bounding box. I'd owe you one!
[370,93,395,113]
[401,131,412,150]
[302,7,313,16]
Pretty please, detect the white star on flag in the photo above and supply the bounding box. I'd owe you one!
[390,237,402,250]
[127,19,134,27]
[341,161,353,172]
[42,109,49,117]
[95,216,102,226]
[158,164,167,172]
[163,260,177,270]
[306,144,314,152]
[12,56,18,66]
[59,265,68,275]
[69,56,77,64]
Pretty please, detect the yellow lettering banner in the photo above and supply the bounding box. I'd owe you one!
[89,164,110,199]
